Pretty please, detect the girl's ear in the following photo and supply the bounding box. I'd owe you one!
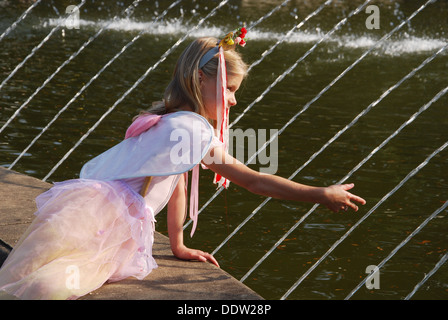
[198,69,204,84]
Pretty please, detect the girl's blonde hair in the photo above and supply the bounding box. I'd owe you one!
[137,37,248,120]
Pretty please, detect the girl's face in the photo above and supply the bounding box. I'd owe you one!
[200,70,244,121]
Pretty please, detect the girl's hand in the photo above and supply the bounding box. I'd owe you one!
[173,245,220,268]
[322,183,366,213]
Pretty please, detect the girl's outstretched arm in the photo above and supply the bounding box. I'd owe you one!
[167,173,220,267]
[203,146,366,213]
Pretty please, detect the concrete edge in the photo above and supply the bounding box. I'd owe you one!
[0,167,262,300]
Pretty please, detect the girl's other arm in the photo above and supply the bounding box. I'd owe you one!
[167,173,220,267]
[203,146,366,212]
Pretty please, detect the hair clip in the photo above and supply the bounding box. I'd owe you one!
[199,27,247,69]
[219,27,247,50]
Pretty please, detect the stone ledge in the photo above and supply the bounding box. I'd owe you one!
[0,167,262,300]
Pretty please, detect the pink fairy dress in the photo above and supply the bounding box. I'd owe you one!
[0,111,221,300]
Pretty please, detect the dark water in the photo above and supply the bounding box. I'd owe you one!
[1,0,447,299]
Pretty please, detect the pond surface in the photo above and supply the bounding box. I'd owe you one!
[1,0,447,299]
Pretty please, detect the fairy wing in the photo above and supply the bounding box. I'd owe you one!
[80,111,214,180]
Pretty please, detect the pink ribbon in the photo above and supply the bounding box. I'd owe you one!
[214,46,230,188]
[189,164,200,237]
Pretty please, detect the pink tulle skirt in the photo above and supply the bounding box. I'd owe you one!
[0,179,157,300]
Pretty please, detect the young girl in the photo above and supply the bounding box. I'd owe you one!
[0,32,365,300]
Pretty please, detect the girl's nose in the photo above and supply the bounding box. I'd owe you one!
[227,92,237,107]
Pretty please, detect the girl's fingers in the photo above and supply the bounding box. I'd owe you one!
[197,251,220,268]
[348,192,367,205]
[346,201,359,212]
[342,184,366,204]
[333,184,366,213]
[342,183,355,191]
[207,254,220,268]
[342,184,367,211]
